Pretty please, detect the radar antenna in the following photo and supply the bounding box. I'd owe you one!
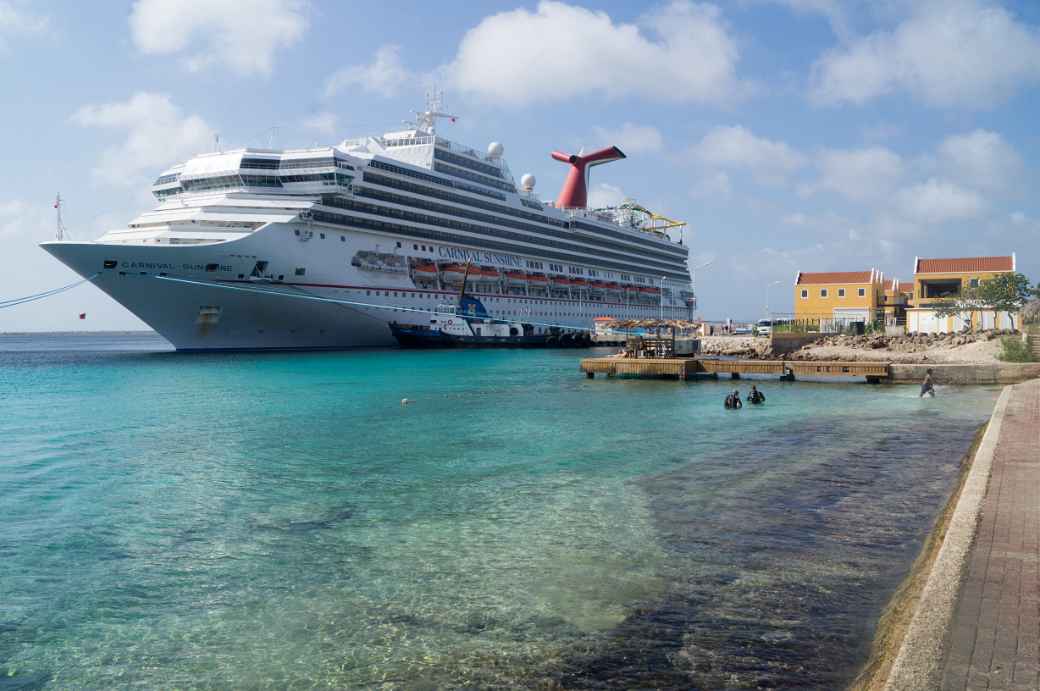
[413,90,457,136]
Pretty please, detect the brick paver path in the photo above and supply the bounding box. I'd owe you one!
[941,379,1040,690]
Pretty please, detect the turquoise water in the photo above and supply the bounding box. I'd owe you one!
[0,334,998,689]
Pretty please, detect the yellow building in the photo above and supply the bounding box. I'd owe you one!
[906,255,1016,333]
[793,269,884,331]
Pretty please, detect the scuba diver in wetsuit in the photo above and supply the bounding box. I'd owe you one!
[724,390,742,409]
[747,385,766,405]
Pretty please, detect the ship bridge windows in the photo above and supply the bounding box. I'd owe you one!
[154,187,182,200]
[433,148,504,179]
[367,160,507,201]
[240,157,280,170]
[432,161,516,193]
[279,157,354,171]
[181,175,243,192]
[241,175,283,187]
[153,173,180,185]
[281,172,352,186]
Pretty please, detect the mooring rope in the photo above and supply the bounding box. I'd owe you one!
[0,274,99,309]
[153,274,602,334]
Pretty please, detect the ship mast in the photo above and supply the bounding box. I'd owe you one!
[54,193,68,240]
[414,91,457,136]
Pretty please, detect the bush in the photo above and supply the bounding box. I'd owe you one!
[998,336,1032,362]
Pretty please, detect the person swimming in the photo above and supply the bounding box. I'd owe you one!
[920,369,935,398]
[748,385,766,405]
[725,390,743,409]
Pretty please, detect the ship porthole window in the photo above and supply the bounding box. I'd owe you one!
[340,236,345,242]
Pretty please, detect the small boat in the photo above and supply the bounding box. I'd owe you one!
[389,267,588,348]
[389,295,588,348]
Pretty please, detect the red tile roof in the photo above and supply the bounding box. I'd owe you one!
[796,270,873,285]
[898,281,914,293]
[915,256,1014,274]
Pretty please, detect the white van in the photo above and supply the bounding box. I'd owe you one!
[754,319,772,336]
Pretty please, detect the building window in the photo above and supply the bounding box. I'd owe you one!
[294,267,306,276]
[800,289,808,299]
[820,288,828,298]
[838,288,846,298]
[858,288,865,297]
[969,278,979,288]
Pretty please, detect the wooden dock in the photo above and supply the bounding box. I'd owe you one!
[580,357,891,382]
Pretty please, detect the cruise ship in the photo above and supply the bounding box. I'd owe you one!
[42,99,694,350]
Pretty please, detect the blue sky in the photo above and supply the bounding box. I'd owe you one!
[2,0,1039,330]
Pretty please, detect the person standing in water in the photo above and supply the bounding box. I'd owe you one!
[725,390,743,409]
[748,385,766,405]
[920,369,935,398]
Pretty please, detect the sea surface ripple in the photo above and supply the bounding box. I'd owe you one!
[0,333,997,689]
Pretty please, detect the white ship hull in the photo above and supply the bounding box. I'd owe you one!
[42,222,690,351]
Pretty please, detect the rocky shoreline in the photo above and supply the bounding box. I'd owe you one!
[700,331,1015,365]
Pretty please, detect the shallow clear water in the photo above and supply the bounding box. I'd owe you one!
[0,333,997,689]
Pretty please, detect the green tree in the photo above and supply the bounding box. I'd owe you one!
[933,272,1033,330]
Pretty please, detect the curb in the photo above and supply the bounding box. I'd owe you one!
[882,385,1013,690]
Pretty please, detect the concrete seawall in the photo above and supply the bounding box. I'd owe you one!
[877,386,1012,690]
[887,363,1040,385]
[859,378,1040,690]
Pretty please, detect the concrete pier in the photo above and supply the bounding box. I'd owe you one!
[579,357,1040,385]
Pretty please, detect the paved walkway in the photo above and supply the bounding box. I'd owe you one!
[941,378,1040,690]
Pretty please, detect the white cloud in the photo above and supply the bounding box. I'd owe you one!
[691,125,806,183]
[72,92,215,185]
[592,123,663,154]
[938,129,1023,191]
[0,199,30,237]
[810,0,1040,107]
[445,1,747,105]
[587,183,627,209]
[690,172,732,199]
[325,44,411,99]
[129,0,307,75]
[302,111,338,137]
[0,2,49,46]
[897,178,985,224]
[816,146,903,201]
[766,0,850,40]
[1010,210,1028,225]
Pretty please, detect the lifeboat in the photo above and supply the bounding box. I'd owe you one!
[571,277,588,287]
[440,263,469,283]
[505,270,527,285]
[413,261,438,277]
[480,266,501,280]
[550,275,570,286]
[527,273,548,285]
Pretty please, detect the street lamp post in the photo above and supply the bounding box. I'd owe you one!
[660,275,666,321]
[765,279,782,319]
[691,260,714,307]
